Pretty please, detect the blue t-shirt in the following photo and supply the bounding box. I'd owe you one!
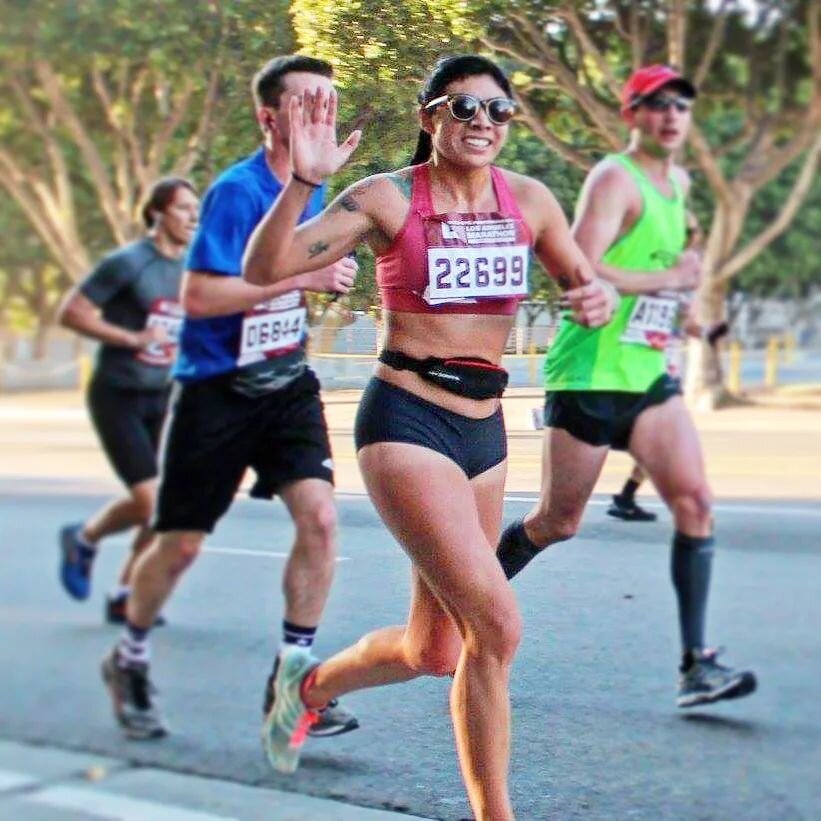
[174,148,325,383]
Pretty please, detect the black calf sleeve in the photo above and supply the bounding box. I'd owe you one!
[497,519,544,580]
[671,531,714,652]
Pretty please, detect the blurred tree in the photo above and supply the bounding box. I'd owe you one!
[733,165,821,300]
[0,0,294,284]
[0,196,71,355]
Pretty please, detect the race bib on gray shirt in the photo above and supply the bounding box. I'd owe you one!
[80,238,184,391]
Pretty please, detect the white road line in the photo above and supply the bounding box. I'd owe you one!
[337,490,821,519]
[203,546,350,562]
[0,408,87,421]
[709,502,821,518]
[503,495,821,518]
[0,768,37,791]
[28,785,237,820]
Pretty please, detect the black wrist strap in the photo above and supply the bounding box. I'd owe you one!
[291,171,322,189]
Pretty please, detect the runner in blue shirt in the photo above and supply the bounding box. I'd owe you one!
[100,55,359,741]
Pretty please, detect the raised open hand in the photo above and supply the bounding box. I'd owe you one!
[289,87,362,185]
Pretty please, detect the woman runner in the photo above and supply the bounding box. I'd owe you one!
[244,56,615,820]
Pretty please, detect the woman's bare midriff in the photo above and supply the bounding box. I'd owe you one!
[374,310,515,418]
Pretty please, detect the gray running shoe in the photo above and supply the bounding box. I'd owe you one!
[262,648,320,773]
[263,660,359,738]
[306,699,359,738]
[101,649,168,739]
[677,648,757,708]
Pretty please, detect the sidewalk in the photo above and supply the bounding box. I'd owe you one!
[0,740,423,820]
[1,387,820,499]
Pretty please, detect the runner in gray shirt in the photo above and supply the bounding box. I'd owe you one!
[56,177,198,622]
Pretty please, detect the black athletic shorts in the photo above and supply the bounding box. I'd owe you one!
[153,369,333,534]
[354,377,506,480]
[87,375,169,487]
[544,373,681,451]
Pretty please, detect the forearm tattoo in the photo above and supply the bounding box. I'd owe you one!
[328,178,378,214]
[327,194,359,214]
[308,240,330,259]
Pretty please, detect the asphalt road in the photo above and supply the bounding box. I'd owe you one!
[1,480,819,820]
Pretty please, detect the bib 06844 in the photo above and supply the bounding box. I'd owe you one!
[238,290,306,367]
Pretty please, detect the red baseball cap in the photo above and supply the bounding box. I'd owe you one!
[621,65,697,114]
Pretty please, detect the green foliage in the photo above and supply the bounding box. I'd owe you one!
[2,0,818,334]
[291,0,820,308]
[291,0,474,172]
[0,0,297,327]
[734,170,821,299]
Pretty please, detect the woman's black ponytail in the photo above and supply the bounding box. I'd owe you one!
[410,130,433,165]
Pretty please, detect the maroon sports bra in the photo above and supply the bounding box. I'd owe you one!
[375,163,533,315]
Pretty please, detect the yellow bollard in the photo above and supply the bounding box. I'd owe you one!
[528,353,538,385]
[727,341,743,394]
[78,353,92,391]
[783,331,796,364]
[764,336,779,388]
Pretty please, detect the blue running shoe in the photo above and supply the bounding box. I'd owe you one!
[59,523,95,601]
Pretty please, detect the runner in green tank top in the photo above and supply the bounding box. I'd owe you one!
[497,65,757,709]
[609,212,731,522]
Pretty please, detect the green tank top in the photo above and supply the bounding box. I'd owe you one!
[544,153,686,392]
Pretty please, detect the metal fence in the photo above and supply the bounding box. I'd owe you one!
[1,325,819,394]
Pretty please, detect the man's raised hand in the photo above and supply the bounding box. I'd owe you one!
[289,87,362,185]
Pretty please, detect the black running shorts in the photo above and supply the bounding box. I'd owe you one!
[153,369,333,533]
[544,373,682,451]
[354,377,506,480]
[87,376,169,487]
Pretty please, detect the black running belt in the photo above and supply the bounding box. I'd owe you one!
[378,349,508,399]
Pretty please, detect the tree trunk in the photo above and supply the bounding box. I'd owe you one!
[686,193,750,407]
[32,324,50,360]
[685,279,727,409]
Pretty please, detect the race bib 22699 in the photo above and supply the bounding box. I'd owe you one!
[426,245,529,302]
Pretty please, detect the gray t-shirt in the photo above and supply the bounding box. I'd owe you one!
[80,238,184,391]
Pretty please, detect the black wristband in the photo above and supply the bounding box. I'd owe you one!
[291,171,322,189]
[706,320,729,347]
